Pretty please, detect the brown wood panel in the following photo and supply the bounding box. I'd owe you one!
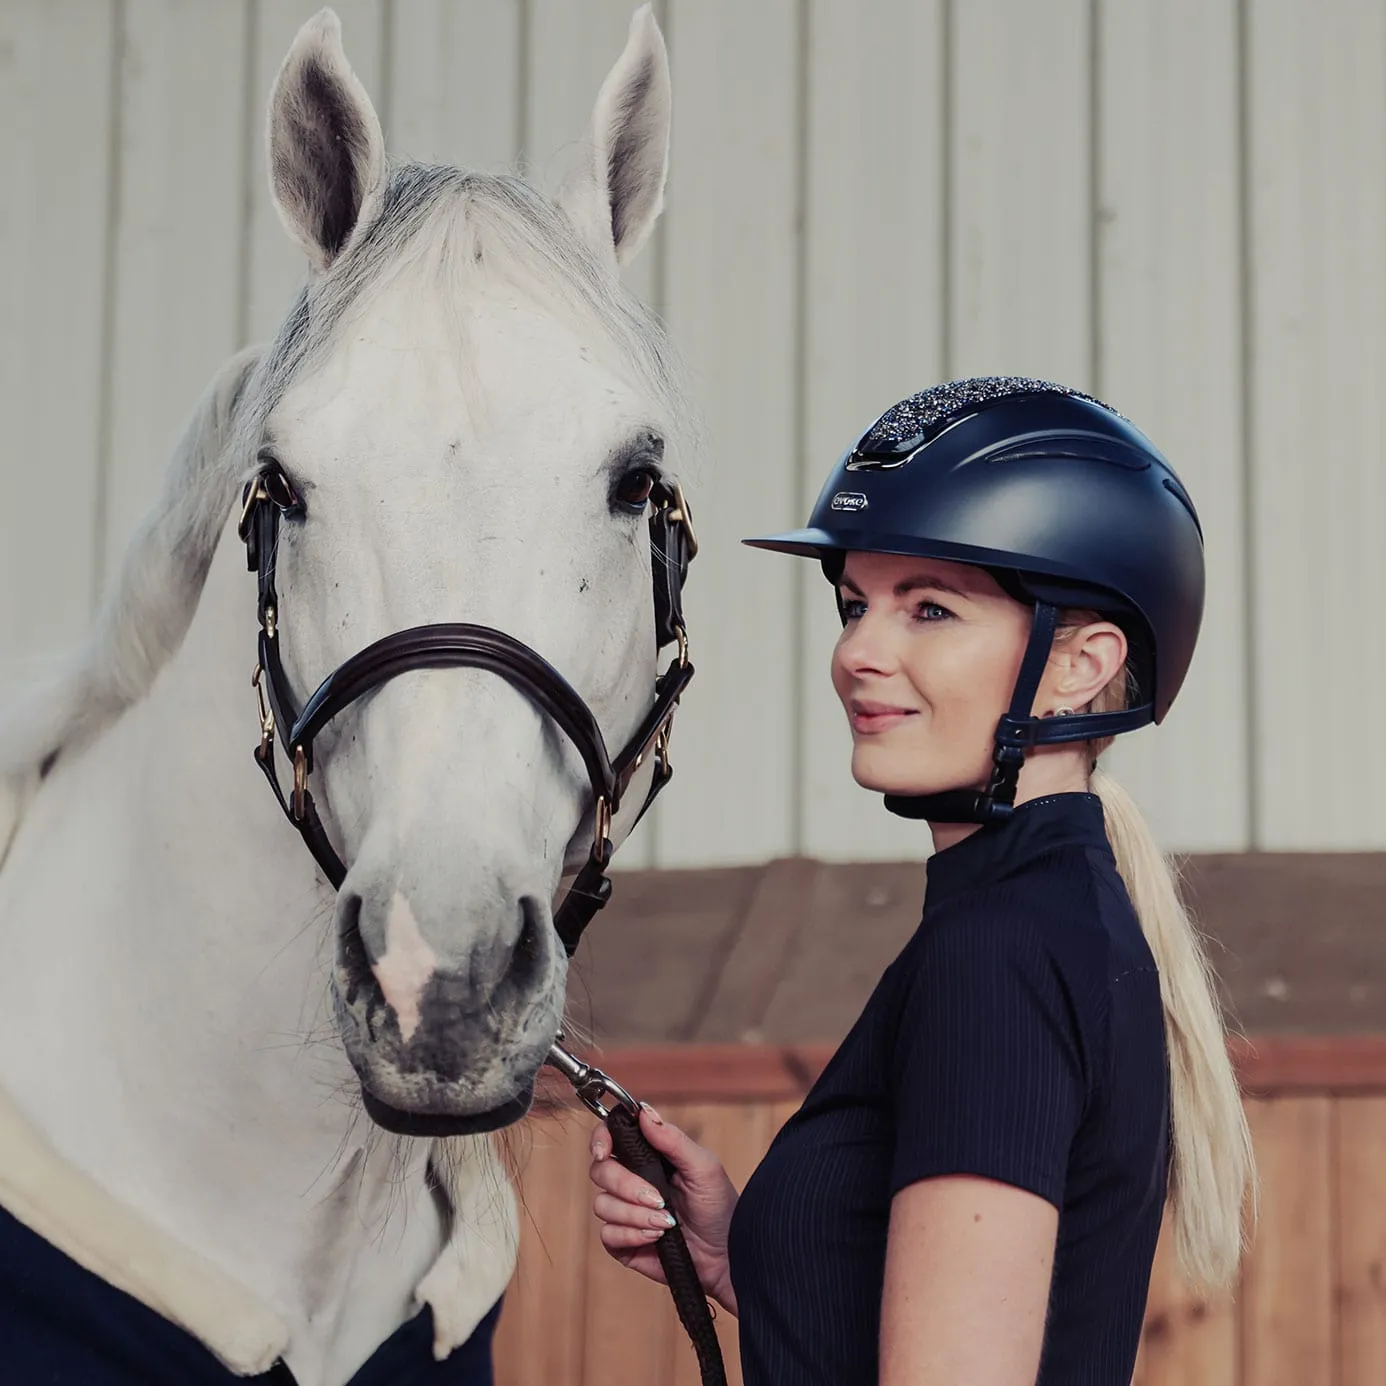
[1132,1216,1238,1386]
[498,1070,1377,1383]
[565,1036,1386,1107]
[1231,1035,1386,1096]
[1240,1096,1335,1386]
[494,1113,594,1385]
[693,858,820,1044]
[582,855,1386,1047]
[1337,1097,1386,1385]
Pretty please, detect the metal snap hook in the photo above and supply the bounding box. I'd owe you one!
[544,1035,640,1119]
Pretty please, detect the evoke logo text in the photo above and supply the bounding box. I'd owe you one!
[830,491,870,513]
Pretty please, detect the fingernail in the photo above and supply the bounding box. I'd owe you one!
[591,1143,606,1162]
[640,1102,664,1125]
[638,1188,665,1209]
[648,1210,677,1229]
[641,1227,665,1240]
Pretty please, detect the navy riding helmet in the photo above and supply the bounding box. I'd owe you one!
[743,377,1205,825]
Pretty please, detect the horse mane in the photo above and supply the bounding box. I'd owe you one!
[0,166,695,804]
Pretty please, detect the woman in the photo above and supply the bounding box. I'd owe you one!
[588,378,1254,1384]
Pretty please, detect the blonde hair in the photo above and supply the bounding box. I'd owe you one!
[1061,623,1256,1289]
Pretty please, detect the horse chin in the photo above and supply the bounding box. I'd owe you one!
[360,1082,537,1136]
[342,1030,551,1135]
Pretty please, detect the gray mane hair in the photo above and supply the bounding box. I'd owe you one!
[0,164,697,793]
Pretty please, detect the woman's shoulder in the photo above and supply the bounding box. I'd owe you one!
[914,863,1130,1012]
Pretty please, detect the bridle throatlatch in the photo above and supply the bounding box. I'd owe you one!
[240,461,728,1386]
[239,458,695,954]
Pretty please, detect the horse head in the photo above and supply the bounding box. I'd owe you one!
[252,7,688,1133]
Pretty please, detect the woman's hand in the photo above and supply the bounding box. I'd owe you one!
[588,1104,740,1316]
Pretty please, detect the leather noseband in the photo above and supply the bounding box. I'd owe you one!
[239,457,696,956]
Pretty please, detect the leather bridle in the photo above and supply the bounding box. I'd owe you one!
[238,456,696,957]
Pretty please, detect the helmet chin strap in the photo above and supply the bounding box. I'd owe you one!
[885,602,1060,826]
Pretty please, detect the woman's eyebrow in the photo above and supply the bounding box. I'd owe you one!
[837,573,970,599]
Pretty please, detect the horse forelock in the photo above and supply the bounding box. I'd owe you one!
[0,162,696,792]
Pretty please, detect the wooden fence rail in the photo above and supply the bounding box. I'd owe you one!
[492,1042,1386,1386]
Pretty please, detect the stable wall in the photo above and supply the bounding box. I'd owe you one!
[4,0,1385,861]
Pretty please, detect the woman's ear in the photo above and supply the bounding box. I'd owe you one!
[267,8,387,274]
[1043,621,1129,713]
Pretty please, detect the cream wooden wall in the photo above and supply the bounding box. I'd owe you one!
[3,0,1383,865]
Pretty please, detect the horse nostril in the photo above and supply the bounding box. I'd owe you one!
[508,895,548,992]
[337,891,370,1005]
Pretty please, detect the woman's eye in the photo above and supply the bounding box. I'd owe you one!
[914,601,952,622]
[840,597,867,620]
[614,468,657,511]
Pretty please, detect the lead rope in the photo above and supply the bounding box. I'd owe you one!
[546,1040,728,1386]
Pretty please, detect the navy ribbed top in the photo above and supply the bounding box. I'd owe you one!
[727,792,1170,1384]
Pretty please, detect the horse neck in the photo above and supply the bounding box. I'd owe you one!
[0,508,447,1376]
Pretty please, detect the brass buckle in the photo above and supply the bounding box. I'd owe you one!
[252,664,275,755]
[665,482,699,560]
[594,795,613,863]
[238,477,270,542]
[675,622,689,669]
[655,720,673,776]
[292,745,308,820]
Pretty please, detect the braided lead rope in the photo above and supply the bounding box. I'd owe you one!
[605,1104,728,1386]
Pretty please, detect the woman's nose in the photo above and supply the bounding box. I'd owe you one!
[835,611,896,677]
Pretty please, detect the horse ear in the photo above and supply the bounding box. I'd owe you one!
[267,8,386,273]
[556,5,671,268]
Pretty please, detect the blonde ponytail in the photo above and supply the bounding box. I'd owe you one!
[1090,765,1255,1288]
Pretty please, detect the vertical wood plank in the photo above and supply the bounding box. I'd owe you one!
[242,0,385,347]
[1337,1096,1386,1385]
[494,1111,593,1385]
[796,0,949,862]
[387,0,521,172]
[1132,1216,1238,1386]
[1095,0,1249,853]
[948,0,1093,384]
[101,0,250,582]
[1240,1096,1334,1386]
[652,0,800,867]
[0,0,115,667]
[1246,0,1386,849]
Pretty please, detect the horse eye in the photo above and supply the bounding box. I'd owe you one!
[614,468,657,511]
[263,465,303,516]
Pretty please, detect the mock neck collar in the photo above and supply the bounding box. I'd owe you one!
[924,792,1110,906]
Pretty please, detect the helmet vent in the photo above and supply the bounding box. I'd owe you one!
[1162,477,1203,532]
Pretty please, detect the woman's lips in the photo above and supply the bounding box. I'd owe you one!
[849,700,918,734]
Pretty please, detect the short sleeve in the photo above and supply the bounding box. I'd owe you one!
[890,917,1090,1208]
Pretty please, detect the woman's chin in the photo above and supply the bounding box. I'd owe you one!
[850,750,981,798]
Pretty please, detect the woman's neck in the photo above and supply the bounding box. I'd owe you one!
[928,747,1092,854]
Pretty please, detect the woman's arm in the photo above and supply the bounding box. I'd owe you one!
[879,1174,1059,1386]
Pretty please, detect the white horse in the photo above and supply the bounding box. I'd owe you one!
[0,8,688,1383]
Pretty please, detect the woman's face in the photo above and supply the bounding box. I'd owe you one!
[830,552,1037,796]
